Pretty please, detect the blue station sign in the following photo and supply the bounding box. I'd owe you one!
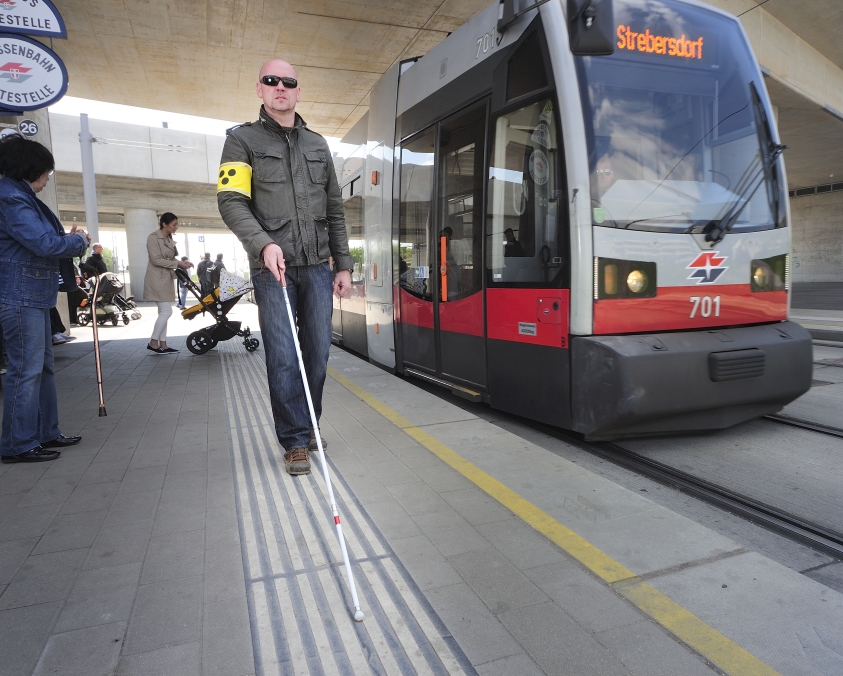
[0,33,67,110]
[0,0,66,39]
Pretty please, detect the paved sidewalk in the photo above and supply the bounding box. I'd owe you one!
[0,305,251,675]
[1,300,839,675]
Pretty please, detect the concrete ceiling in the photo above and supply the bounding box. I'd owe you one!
[52,0,490,137]
[766,76,843,189]
[747,0,843,72]
[42,1,843,188]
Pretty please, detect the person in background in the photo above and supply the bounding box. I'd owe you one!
[205,253,226,291]
[79,259,97,280]
[0,135,90,463]
[176,256,191,309]
[215,252,226,275]
[50,307,76,345]
[503,227,525,257]
[86,243,108,275]
[145,212,193,354]
[66,263,88,325]
[197,252,213,298]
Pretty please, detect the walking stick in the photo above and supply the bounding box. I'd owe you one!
[280,274,364,622]
[90,274,107,417]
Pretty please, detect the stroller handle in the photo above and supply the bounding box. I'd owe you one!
[175,268,191,282]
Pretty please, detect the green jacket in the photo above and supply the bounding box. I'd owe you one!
[217,108,352,271]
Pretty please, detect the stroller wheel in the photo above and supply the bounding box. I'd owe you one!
[111,316,119,326]
[122,314,130,325]
[186,329,217,355]
[77,313,90,326]
[244,337,260,353]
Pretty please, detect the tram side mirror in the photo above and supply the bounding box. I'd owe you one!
[568,0,615,55]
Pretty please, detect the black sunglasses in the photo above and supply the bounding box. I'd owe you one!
[260,75,298,88]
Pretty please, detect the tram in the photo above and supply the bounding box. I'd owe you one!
[332,0,813,439]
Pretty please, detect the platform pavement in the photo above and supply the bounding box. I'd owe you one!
[0,301,839,675]
[792,282,843,342]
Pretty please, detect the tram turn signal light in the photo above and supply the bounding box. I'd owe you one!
[750,254,788,292]
[595,258,657,300]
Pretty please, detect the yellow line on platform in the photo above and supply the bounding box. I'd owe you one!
[328,367,782,676]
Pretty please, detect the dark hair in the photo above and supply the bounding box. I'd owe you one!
[0,136,54,182]
[159,212,178,228]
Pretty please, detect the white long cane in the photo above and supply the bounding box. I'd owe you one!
[280,275,365,622]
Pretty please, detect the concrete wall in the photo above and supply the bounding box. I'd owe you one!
[49,113,224,184]
[790,192,843,283]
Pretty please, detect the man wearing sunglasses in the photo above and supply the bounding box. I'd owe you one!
[217,59,353,476]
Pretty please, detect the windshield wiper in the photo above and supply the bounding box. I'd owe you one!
[622,213,693,230]
[705,82,786,244]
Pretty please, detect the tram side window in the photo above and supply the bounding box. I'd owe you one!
[487,99,565,286]
[439,107,485,301]
[507,32,548,101]
[399,130,435,300]
[343,179,364,283]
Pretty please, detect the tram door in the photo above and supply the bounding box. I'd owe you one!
[437,106,486,388]
[398,104,487,390]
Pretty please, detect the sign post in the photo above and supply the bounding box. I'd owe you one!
[79,113,99,243]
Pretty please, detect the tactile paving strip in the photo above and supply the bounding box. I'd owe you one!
[219,339,474,676]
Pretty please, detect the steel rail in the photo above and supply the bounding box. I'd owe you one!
[763,414,843,439]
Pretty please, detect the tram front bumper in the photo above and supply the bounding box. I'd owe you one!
[570,321,813,440]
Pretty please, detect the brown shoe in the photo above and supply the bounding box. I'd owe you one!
[308,429,328,451]
[284,447,311,475]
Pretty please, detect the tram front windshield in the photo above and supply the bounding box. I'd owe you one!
[578,0,784,234]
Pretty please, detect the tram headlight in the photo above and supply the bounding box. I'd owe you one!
[596,258,657,299]
[752,263,769,289]
[750,254,788,292]
[627,269,648,294]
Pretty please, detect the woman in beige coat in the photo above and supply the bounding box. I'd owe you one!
[145,212,192,354]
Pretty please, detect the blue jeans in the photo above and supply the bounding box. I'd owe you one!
[0,304,61,456]
[251,263,333,451]
[178,284,188,308]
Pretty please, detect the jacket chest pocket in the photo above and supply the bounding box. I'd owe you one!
[15,266,57,302]
[253,149,287,183]
[304,151,327,185]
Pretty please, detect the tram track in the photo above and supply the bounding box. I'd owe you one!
[536,425,843,560]
[763,413,843,439]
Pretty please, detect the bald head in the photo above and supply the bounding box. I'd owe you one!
[256,59,301,126]
[259,59,296,80]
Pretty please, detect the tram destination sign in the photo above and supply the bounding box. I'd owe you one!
[0,33,67,110]
[0,0,66,38]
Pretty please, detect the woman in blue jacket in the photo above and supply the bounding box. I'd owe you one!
[0,135,90,463]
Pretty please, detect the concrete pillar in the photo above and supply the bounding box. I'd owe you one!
[124,208,158,300]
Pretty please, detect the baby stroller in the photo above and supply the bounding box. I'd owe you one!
[175,268,259,355]
[112,292,142,321]
[77,272,130,326]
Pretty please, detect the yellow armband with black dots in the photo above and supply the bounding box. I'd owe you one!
[217,162,252,197]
